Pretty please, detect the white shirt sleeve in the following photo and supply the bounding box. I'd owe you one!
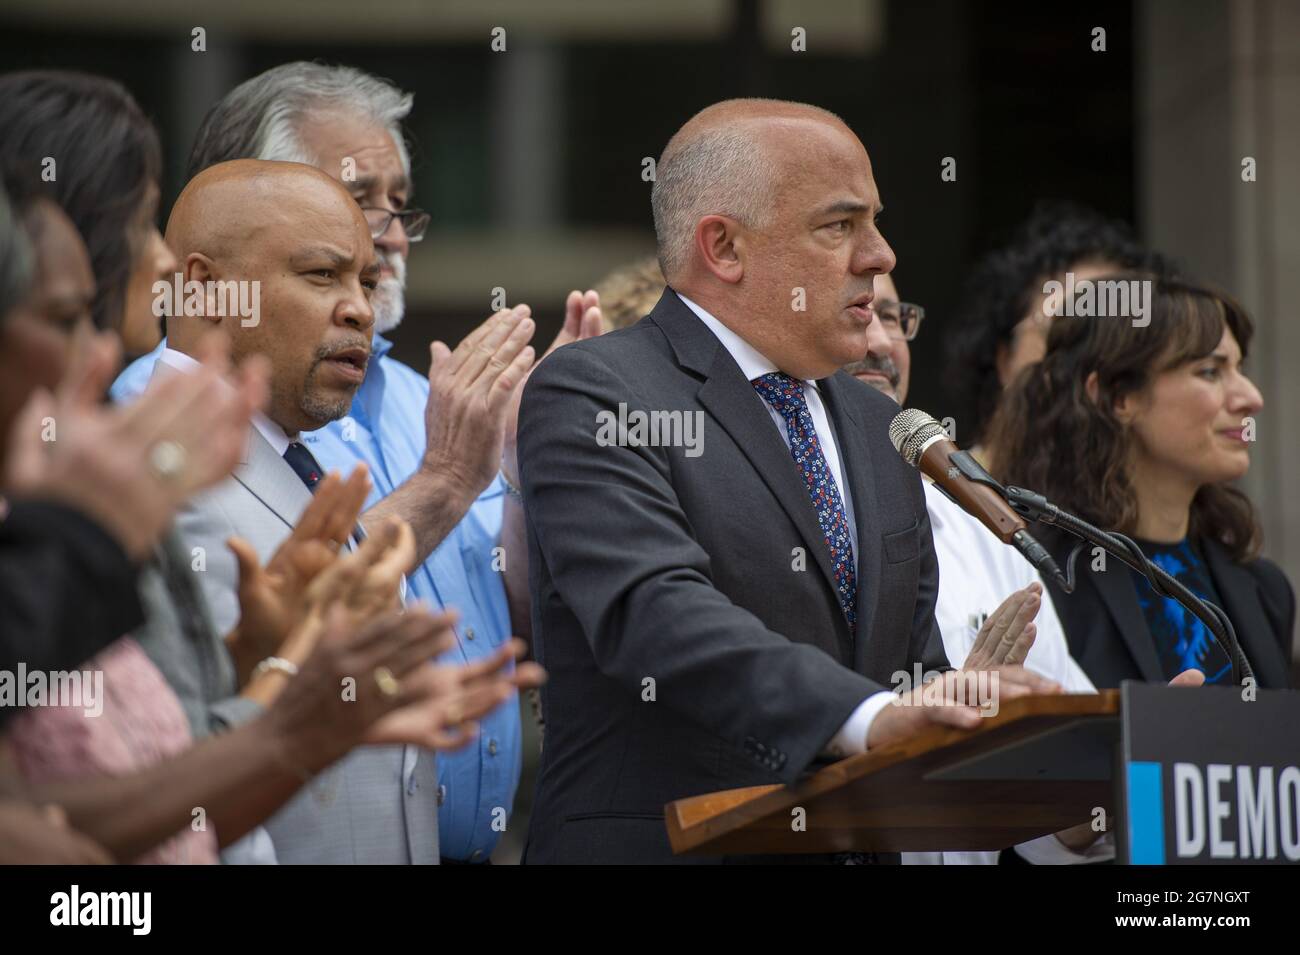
[823,690,896,756]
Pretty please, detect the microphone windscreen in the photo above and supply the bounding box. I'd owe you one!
[888,408,946,467]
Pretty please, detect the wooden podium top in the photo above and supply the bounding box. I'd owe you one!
[665,691,1121,855]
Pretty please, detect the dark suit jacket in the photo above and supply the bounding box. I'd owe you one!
[1042,532,1294,690]
[0,501,144,724]
[517,288,949,864]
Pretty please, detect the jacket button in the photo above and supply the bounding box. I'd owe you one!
[437,784,447,806]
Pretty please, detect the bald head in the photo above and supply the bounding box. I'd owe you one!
[167,159,365,269]
[164,158,379,435]
[651,99,850,282]
[650,98,894,381]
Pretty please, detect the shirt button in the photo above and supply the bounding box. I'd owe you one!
[488,739,498,756]
[465,627,476,641]
[436,784,447,806]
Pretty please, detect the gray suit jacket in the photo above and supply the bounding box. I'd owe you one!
[172,418,440,864]
[518,288,949,863]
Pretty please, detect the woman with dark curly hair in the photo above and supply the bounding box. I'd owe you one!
[986,274,1293,689]
[945,201,1171,451]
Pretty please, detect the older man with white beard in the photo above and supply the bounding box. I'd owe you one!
[112,63,602,864]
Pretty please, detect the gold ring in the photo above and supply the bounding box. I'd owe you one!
[372,666,399,698]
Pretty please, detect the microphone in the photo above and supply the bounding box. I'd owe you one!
[888,408,1068,590]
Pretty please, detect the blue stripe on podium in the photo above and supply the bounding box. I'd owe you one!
[1127,761,1165,864]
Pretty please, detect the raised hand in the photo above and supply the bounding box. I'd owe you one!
[224,466,373,686]
[4,330,267,559]
[365,636,546,751]
[261,606,461,773]
[422,307,536,504]
[962,583,1042,669]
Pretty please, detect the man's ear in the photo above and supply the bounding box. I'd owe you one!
[693,215,745,285]
[183,254,223,327]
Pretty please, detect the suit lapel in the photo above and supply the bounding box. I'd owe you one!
[651,290,846,628]
[1203,540,1287,687]
[819,374,882,675]
[1088,557,1166,681]
[233,427,315,532]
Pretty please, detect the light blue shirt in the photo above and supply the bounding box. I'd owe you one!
[112,334,521,862]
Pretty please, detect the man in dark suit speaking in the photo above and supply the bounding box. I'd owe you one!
[517,99,1055,863]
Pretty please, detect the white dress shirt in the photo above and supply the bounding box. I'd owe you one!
[679,294,893,756]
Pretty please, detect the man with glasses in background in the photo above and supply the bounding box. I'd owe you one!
[846,272,1105,865]
[113,62,602,863]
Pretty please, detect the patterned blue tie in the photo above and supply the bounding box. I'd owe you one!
[751,372,857,634]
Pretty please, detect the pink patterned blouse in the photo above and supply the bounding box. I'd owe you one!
[7,637,219,864]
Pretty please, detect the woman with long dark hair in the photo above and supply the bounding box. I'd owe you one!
[0,70,174,355]
[987,274,1293,689]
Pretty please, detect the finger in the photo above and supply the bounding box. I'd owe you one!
[442,681,514,724]
[981,590,1031,661]
[992,592,1041,663]
[449,309,517,377]
[455,638,526,684]
[485,345,535,416]
[925,705,983,730]
[289,471,344,545]
[354,608,457,667]
[226,536,262,594]
[966,597,1010,663]
[507,660,547,689]
[579,304,604,339]
[993,664,1062,694]
[324,464,371,546]
[458,307,530,384]
[427,341,453,388]
[428,721,480,751]
[366,518,416,583]
[1169,668,1206,687]
[563,290,582,336]
[470,315,535,392]
[1001,621,1037,666]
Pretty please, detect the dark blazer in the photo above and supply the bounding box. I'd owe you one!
[1,500,144,720]
[1042,532,1294,690]
[517,288,949,864]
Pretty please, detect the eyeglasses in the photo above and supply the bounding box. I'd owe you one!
[359,206,431,243]
[875,301,925,341]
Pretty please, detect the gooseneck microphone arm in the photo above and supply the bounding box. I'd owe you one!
[1002,485,1254,687]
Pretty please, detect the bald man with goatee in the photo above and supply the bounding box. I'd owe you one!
[157,160,444,864]
[517,99,1057,864]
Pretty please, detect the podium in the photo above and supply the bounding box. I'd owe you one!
[666,685,1300,863]
[666,692,1120,855]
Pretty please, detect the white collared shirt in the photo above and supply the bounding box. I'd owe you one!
[678,294,858,558]
[677,293,891,756]
[154,346,298,455]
